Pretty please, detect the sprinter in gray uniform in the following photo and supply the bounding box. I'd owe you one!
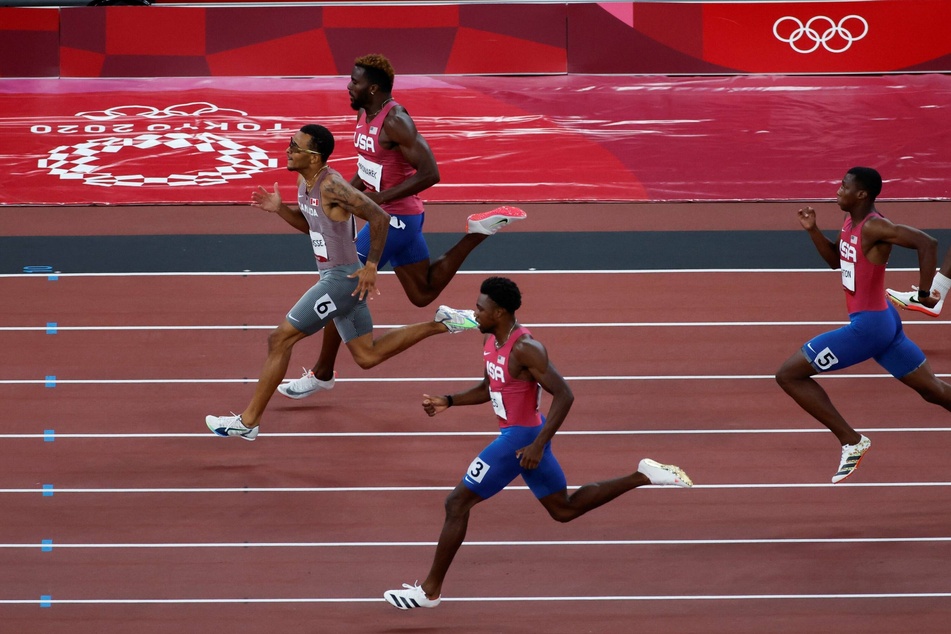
[205,124,478,440]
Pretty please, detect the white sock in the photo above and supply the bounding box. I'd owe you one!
[932,272,951,304]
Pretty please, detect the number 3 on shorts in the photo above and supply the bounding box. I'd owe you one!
[466,456,490,483]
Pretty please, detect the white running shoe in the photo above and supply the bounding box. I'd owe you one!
[205,414,259,441]
[832,435,871,484]
[886,287,943,318]
[277,369,336,400]
[637,459,693,488]
[467,206,527,235]
[435,305,478,333]
[384,582,441,610]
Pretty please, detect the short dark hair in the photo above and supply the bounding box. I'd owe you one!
[847,166,882,200]
[354,54,395,93]
[481,276,521,314]
[299,124,335,159]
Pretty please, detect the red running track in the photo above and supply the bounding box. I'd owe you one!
[3,268,951,632]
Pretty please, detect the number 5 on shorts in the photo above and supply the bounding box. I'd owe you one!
[814,346,839,371]
[466,457,490,484]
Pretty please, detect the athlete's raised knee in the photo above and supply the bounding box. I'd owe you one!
[349,350,380,370]
[404,287,439,308]
[539,493,579,523]
[545,506,579,523]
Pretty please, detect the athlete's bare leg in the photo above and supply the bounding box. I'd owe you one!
[417,470,651,600]
[899,360,951,410]
[311,321,343,382]
[241,320,309,427]
[536,472,650,523]
[345,320,448,369]
[775,351,862,445]
[309,236,487,379]
[393,235,489,307]
[417,483,483,601]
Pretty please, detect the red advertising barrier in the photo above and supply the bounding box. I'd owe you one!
[3,74,950,205]
[0,8,60,78]
[569,0,951,74]
[3,1,950,78]
[56,4,567,78]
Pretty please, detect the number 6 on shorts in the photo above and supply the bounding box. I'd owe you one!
[312,293,337,318]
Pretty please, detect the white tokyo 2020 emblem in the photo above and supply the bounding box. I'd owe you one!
[36,102,279,187]
[773,15,869,54]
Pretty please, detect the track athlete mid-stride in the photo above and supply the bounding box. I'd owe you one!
[278,54,526,401]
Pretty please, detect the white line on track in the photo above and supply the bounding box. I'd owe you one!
[4,482,951,494]
[3,536,950,549]
[4,427,951,440]
[3,320,950,331]
[2,592,950,605]
[4,373,950,385]
[0,267,927,278]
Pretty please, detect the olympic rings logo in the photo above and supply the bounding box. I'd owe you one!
[773,15,868,54]
[75,102,249,121]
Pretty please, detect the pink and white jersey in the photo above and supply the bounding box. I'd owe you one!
[483,326,543,429]
[839,212,888,313]
[352,100,424,217]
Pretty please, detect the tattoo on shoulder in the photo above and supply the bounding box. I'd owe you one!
[324,176,370,214]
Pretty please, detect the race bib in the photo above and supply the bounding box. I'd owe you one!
[489,389,507,420]
[840,259,855,292]
[310,230,328,262]
[465,456,490,484]
[356,155,383,191]
[812,346,839,371]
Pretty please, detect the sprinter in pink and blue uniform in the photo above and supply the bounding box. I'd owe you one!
[383,277,693,610]
[776,167,951,483]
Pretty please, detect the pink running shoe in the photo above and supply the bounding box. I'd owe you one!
[466,206,527,235]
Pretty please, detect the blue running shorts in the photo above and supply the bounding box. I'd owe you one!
[802,304,926,378]
[355,213,430,269]
[461,422,567,500]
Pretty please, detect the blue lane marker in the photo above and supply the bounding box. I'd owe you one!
[41,539,53,552]
[44,430,55,442]
[42,484,54,497]
[45,376,56,388]
[40,595,52,608]
[46,322,58,335]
